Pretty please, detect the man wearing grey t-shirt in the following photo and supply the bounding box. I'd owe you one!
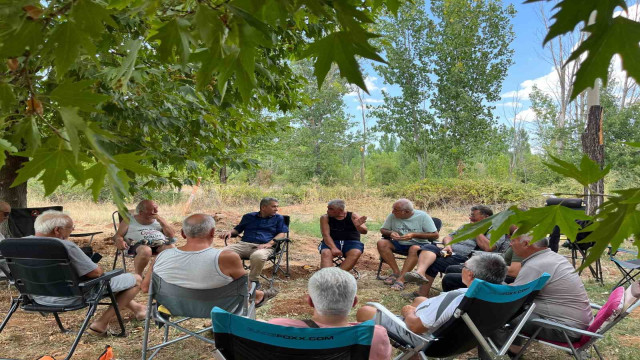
[32,211,146,336]
[405,205,495,296]
[377,199,439,291]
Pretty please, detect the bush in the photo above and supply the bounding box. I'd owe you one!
[383,178,537,208]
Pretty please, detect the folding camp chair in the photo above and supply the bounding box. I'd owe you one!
[142,273,256,360]
[514,285,640,360]
[0,237,126,360]
[7,206,103,253]
[211,307,376,359]
[111,209,135,271]
[367,273,550,360]
[333,255,360,279]
[609,247,640,291]
[376,217,442,280]
[225,215,291,287]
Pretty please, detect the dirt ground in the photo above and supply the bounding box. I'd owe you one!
[0,201,637,359]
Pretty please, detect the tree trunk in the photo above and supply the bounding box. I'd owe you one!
[219,166,227,184]
[0,153,28,208]
[581,105,604,216]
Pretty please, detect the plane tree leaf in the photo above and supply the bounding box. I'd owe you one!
[0,138,18,168]
[543,154,610,187]
[49,81,110,112]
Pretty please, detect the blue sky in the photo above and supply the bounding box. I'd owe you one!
[344,0,558,131]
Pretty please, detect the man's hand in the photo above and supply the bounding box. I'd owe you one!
[353,215,367,227]
[389,231,402,240]
[219,231,232,240]
[257,242,273,250]
[394,233,414,241]
[115,238,129,250]
[401,305,416,318]
[442,245,453,254]
[330,247,343,257]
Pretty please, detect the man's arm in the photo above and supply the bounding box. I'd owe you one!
[83,267,104,278]
[401,305,429,334]
[380,227,401,239]
[113,221,130,250]
[320,215,341,257]
[507,261,521,278]
[156,216,176,239]
[475,233,493,252]
[395,231,439,241]
[141,259,154,293]
[351,212,368,234]
[219,250,246,280]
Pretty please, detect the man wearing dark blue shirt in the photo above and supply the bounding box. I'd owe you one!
[220,197,288,284]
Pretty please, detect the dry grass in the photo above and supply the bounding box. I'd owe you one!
[1,193,639,359]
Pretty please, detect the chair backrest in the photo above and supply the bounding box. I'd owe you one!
[151,273,250,318]
[7,206,63,237]
[112,210,134,232]
[432,217,442,232]
[574,286,625,347]
[0,237,84,298]
[423,273,551,358]
[211,307,374,360]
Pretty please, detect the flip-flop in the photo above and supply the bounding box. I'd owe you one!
[404,271,430,285]
[256,288,279,308]
[390,281,405,291]
[383,273,399,285]
[85,326,108,338]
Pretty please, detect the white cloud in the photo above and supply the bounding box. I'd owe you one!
[515,108,536,123]
[346,76,382,97]
[364,98,384,104]
[495,101,523,108]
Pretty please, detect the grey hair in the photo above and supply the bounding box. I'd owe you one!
[135,200,152,215]
[515,233,549,247]
[182,214,216,238]
[395,198,414,211]
[260,197,278,208]
[327,199,346,210]
[34,210,72,235]
[308,267,357,317]
[466,253,507,284]
[471,205,493,217]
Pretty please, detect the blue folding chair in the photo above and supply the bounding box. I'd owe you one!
[368,273,551,360]
[211,307,375,359]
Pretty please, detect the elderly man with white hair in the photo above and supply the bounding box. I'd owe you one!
[377,198,439,291]
[32,210,146,336]
[319,199,368,271]
[268,268,391,360]
[113,199,176,276]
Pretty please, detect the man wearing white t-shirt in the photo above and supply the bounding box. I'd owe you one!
[358,253,507,336]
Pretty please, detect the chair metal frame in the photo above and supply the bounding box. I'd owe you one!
[376,217,443,280]
[333,255,360,279]
[111,210,135,271]
[0,237,126,360]
[514,287,640,360]
[609,247,640,291]
[142,273,256,360]
[225,215,291,287]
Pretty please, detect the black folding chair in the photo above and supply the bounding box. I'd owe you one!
[7,206,103,250]
[376,217,442,280]
[0,237,126,360]
[142,273,256,359]
[225,215,291,287]
[111,209,135,271]
[333,255,360,279]
[609,246,640,291]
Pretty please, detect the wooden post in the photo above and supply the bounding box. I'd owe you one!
[581,105,604,215]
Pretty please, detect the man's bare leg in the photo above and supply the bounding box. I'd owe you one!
[133,245,152,276]
[396,245,421,285]
[417,276,435,296]
[90,276,142,332]
[414,250,437,277]
[320,249,334,268]
[339,249,362,271]
[377,239,400,276]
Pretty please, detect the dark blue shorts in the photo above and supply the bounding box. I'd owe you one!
[319,240,364,254]
[389,240,431,255]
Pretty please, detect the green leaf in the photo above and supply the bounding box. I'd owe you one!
[83,162,107,200]
[59,107,87,160]
[450,207,518,246]
[10,116,41,155]
[568,18,640,99]
[623,141,640,148]
[543,154,610,187]
[0,18,43,58]
[49,80,110,112]
[11,147,85,196]
[71,0,117,37]
[227,4,273,42]
[47,22,94,79]
[195,5,224,52]
[148,18,192,63]
[386,0,400,16]
[0,138,18,168]
[0,82,16,110]
[513,205,591,245]
[113,152,159,176]
[110,39,142,92]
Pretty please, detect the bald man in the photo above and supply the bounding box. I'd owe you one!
[113,200,176,276]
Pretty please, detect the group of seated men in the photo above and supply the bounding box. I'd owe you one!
[0,197,624,359]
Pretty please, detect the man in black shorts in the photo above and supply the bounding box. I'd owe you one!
[319,199,368,272]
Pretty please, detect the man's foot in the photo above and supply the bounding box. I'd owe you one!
[383,273,399,285]
[256,288,279,308]
[404,271,429,285]
[390,281,405,291]
[86,326,108,337]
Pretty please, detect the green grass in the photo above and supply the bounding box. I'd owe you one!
[289,218,383,239]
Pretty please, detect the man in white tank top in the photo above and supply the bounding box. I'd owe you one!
[141,214,277,306]
[113,200,176,276]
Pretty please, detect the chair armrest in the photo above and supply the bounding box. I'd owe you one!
[366,302,431,348]
[70,231,103,238]
[79,269,124,288]
[590,303,602,310]
[273,237,289,243]
[528,318,604,339]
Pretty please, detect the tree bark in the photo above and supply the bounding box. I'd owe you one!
[219,166,227,184]
[581,105,604,216]
[0,153,28,208]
